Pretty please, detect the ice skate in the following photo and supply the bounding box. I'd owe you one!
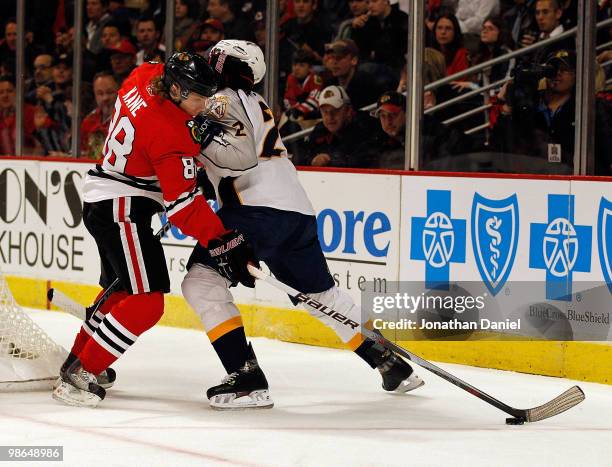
[362,340,425,393]
[54,352,116,390]
[207,344,273,410]
[52,357,106,407]
[378,351,425,393]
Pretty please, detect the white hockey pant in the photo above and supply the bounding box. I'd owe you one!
[181,264,243,342]
[182,264,365,350]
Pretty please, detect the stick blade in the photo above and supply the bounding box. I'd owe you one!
[48,289,86,321]
[525,385,585,423]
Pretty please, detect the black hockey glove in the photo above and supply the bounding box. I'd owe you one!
[196,167,217,201]
[207,230,258,288]
[189,115,224,150]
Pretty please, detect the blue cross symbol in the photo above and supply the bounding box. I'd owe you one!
[529,194,591,301]
[410,190,466,289]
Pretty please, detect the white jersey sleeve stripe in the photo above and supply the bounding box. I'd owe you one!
[165,189,198,218]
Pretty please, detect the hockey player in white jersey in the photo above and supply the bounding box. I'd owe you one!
[182,40,424,410]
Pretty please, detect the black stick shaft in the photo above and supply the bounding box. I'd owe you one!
[247,266,525,419]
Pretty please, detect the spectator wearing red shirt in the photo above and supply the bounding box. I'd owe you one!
[0,75,38,155]
[284,49,323,119]
[432,13,470,76]
[80,72,118,158]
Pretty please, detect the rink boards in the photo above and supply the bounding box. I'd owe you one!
[1,158,611,384]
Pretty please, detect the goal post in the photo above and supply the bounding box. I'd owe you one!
[0,272,67,390]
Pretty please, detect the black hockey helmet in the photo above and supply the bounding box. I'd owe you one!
[163,51,218,99]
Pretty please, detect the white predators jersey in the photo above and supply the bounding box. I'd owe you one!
[197,88,315,216]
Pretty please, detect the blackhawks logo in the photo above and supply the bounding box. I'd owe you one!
[187,119,203,144]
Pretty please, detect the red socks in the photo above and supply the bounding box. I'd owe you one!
[78,292,164,375]
[70,290,129,356]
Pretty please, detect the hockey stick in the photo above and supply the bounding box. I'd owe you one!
[247,265,585,424]
[47,221,172,319]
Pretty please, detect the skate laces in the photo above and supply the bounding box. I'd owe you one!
[72,367,96,389]
[221,372,238,385]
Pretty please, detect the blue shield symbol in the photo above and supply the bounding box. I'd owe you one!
[598,197,612,294]
[471,193,519,295]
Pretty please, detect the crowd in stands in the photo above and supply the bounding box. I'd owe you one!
[0,0,610,174]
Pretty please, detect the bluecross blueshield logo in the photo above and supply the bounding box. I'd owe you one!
[597,197,612,294]
[471,193,519,296]
[410,190,466,289]
[529,194,591,301]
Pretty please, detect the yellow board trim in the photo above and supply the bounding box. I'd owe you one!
[7,276,611,385]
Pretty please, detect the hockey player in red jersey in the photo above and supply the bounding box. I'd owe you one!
[53,52,257,407]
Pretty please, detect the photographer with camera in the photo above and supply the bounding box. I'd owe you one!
[491,49,612,175]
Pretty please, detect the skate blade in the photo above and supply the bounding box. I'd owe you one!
[52,381,102,408]
[52,377,61,391]
[209,389,274,411]
[53,375,112,390]
[393,374,425,394]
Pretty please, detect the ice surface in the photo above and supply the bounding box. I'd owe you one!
[1,310,610,467]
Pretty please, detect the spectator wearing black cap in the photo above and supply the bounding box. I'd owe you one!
[349,0,408,74]
[323,39,396,110]
[284,49,323,120]
[136,16,166,65]
[371,91,406,168]
[300,85,378,167]
[372,90,469,168]
[492,50,612,174]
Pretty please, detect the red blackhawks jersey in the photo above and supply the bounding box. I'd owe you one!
[82,62,225,245]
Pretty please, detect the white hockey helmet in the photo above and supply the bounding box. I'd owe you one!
[209,40,266,85]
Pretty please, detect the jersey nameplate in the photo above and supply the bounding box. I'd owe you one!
[122,86,149,117]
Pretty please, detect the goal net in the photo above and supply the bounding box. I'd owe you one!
[0,272,67,390]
